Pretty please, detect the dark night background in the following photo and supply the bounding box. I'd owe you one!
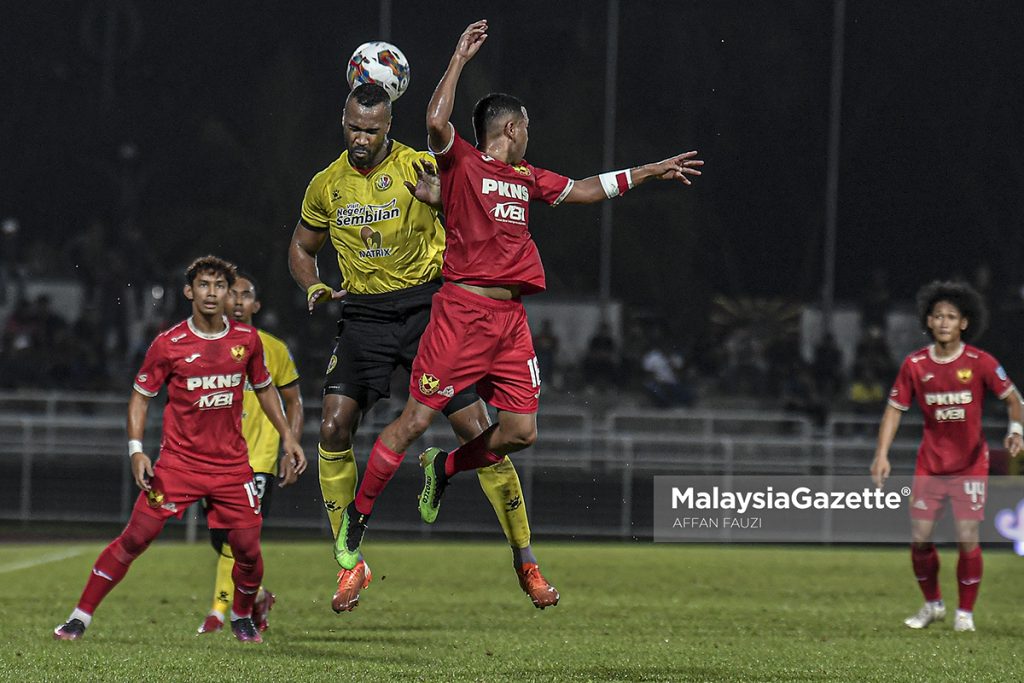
[3,0,1023,386]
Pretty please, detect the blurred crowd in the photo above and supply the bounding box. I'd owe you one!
[4,235,1023,420]
[529,311,896,421]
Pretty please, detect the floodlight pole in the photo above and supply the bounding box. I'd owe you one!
[821,0,846,336]
[379,0,392,40]
[599,0,620,311]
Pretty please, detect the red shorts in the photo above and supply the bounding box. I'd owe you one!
[910,471,988,522]
[411,283,540,413]
[133,462,263,529]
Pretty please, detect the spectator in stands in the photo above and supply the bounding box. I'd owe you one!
[642,342,694,408]
[33,294,67,346]
[722,328,769,395]
[532,319,560,390]
[781,357,827,427]
[53,313,110,390]
[0,298,44,389]
[812,331,845,401]
[582,321,621,392]
[764,332,800,397]
[848,356,887,414]
[860,268,891,331]
[854,324,894,380]
[619,319,651,391]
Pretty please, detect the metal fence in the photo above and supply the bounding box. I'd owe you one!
[0,390,1013,540]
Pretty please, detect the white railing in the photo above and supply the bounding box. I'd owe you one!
[1,390,967,540]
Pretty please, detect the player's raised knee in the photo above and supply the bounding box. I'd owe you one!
[503,424,538,451]
[397,411,432,442]
[319,416,353,451]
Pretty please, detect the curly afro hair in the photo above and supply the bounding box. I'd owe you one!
[915,280,987,343]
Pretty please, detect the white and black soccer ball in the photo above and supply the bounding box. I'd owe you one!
[346,41,410,102]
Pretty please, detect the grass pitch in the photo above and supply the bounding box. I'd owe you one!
[2,541,1022,682]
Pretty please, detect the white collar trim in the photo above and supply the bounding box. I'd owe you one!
[188,316,230,340]
[928,342,965,364]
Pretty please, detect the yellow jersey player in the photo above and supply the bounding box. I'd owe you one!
[288,82,557,612]
[197,271,304,635]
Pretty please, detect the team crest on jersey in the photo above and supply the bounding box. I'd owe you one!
[957,368,972,383]
[511,164,531,176]
[146,489,165,508]
[418,373,440,396]
[375,173,393,191]
[331,189,343,202]
[231,345,247,362]
[326,354,337,375]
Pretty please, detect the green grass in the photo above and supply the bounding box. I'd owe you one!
[2,541,1023,682]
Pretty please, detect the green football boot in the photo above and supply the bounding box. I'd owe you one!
[418,447,449,524]
[334,501,369,570]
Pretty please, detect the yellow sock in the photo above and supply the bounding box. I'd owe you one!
[319,444,358,538]
[212,546,234,616]
[477,456,531,549]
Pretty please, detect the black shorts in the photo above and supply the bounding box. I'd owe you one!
[323,279,478,415]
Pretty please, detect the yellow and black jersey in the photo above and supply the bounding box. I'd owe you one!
[242,329,300,474]
[300,141,444,295]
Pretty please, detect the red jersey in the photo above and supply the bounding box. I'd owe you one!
[133,317,272,476]
[433,127,573,295]
[888,343,1016,475]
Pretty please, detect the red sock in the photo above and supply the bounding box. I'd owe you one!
[444,430,502,478]
[911,544,941,602]
[957,547,983,611]
[78,511,164,614]
[354,438,405,514]
[228,526,263,618]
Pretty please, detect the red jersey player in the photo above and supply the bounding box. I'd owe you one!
[53,256,306,643]
[328,18,703,609]
[871,280,1022,633]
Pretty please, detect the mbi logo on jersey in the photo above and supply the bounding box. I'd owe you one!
[490,201,526,223]
[195,391,234,410]
[926,390,972,421]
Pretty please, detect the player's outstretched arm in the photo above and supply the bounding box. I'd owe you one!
[427,19,488,153]
[288,221,346,312]
[564,151,705,204]
[255,384,307,486]
[1003,388,1024,457]
[403,159,442,210]
[126,390,154,491]
[870,404,903,488]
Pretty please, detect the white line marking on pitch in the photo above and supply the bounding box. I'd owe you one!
[0,548,88,574]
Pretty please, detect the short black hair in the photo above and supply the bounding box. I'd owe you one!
[234,269,259,299]
[185,255,237,288]
[347,83,392,113]
[472,92,525,146]
[916,280,988,342]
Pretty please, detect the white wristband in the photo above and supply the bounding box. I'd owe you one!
[128,440,144,457]
[1009,421,1023,437]
[598,169,634,198]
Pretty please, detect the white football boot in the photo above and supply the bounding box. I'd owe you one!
[904,601,946,629]
[953,609,975,632]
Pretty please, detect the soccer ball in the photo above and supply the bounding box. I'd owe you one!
[346,41,410,102]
